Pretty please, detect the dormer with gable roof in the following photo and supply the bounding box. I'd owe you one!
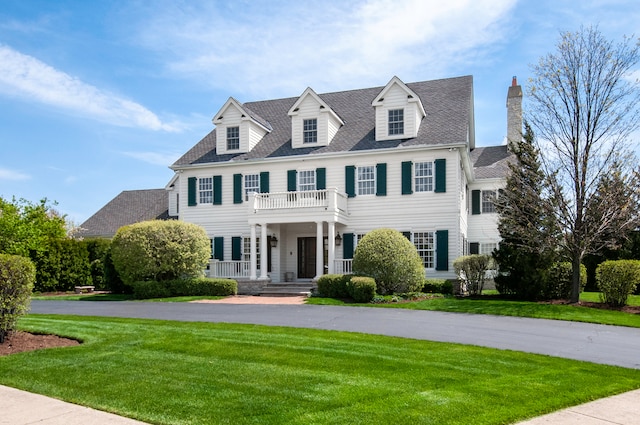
[212,97,272,155]
[372,76,426,141]
[288,87,344,149]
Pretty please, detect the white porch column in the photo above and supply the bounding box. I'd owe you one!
[315,221,324,280]
[328,221,336,274]
[259,223,269,280]
[250,224,257,280]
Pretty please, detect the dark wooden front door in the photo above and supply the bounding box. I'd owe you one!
[297,237,316,278]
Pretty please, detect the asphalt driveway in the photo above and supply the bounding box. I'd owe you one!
[30,300,640,369]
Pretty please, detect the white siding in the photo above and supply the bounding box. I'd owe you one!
[215,104,267,154]
[290,96,341,148]
[467,180,503,248]
[374,84,422,141]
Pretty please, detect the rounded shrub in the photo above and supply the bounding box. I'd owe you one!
[596,260,640,307]
[347,276,376,303]
[0,254,36,343]
[352,228,424,295]
[544,262,586,299]
[316,274,350,298]
[111,220,210,285]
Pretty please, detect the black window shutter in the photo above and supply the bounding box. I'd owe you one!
[343,232,354,259]
[376,163,387,196]
[316,168,326,190]
[402,231,411,240]
[401,161,413,195]
[213,175,222,205]
[187,177,197,206]
[472,190,481,215]
[287,170,297,191]
[260,172,270,193]
[231,237,242,261]
[470,242,480,255]
[436,230,449,271]
[233,174,243,204]
[213,237,224,261]
[434,158,446,193]
[345,166,356,198]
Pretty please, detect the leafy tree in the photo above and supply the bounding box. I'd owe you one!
[453,254,494,296]
[494,123,560,300]
[111,220,210,285]
[528,26,640,302]
[352,228,424,295]
[0,197,67,257]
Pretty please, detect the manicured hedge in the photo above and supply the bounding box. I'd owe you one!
[316,274,351,299]
[131,278,238,299]
[423,278,453,295]
[0,254,36,343]
[346,276,376,303]
[596,260,640,307]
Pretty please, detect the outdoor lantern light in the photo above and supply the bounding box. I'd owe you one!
[270,234,278,248]
[335,232,342,246]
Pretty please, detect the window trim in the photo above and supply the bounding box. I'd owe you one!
[198,177,213,204]
[303,118,318,144]
[388,108,404,136]
[297,169,316,192]
[356,165,376,196]
[226,126,240,151]
[414,161,434,192]
[244,173,260,201]
[481,190,497,214]
[412,231,435,269]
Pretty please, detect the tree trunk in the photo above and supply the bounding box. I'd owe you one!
[570,252,581,303]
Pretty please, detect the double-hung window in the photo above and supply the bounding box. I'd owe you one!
[227,126,240,150]
[414,161,433,192]
[303,118,317,144]
[482,190,497,213]
[199,177,213,204]
[357,166,376,195]
[243,237,260,270]
[298,170,316,192]
[244,174,260,201]
[413,232,435,269]
[388,109,404,136]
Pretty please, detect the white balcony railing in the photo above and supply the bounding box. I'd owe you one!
[334,259,353,275]
[252,188,348,214]
[208,260,250,278]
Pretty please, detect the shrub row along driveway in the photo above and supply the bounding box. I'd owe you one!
[31,300,640,369]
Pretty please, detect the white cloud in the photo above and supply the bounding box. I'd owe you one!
[135,0,516,97]
[121,151,181,166]
[0,44,179,132]
[0,167,31,181]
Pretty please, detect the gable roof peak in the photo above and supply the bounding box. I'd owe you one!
[287,86,344,124]
[212,97,272,131]
[372,76,426,115]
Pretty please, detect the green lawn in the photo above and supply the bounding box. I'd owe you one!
[2,315,639,425]
[307,292,640,328]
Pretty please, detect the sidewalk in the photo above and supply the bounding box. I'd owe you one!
[0,385,148,425]
[1,384,639,425]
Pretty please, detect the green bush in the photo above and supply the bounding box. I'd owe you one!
[316,274,350,298]
[131,281,171,299]
[453,255,494,296]
[347,276,376,303]
[352,228,425,295]
[423,278,452,295]
[167,278,237,297]
[111,220,210,285]
[544,262,586,299]
[29,239,91,292]
[0,254,36,343]
[596,260,640,307]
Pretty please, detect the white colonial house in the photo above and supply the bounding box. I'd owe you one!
[166,75,519,292]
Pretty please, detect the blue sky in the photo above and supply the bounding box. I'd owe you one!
[1,0,638,225]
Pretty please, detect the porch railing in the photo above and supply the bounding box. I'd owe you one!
[334,259,353,275]
[208,260,250,278]
[252,188,348,213]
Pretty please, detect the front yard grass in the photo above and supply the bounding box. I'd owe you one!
[2,315,640,425]
[307,292,640,328]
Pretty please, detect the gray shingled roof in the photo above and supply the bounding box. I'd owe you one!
[470,145,514,179]
[77,189,175,238]
[173,75,474,167]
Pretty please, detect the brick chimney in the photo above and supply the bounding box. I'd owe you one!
[506,76,523,149]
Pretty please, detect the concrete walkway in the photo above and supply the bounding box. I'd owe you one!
[11,300,640,424]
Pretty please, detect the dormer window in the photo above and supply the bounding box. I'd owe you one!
[303,119,318,144]
[388,109,404,136]
[227,126,240,150]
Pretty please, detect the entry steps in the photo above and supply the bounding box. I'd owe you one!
[260,282,314,297]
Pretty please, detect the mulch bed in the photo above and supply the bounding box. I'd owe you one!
[0,332,80,357]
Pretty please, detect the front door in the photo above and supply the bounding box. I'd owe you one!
[297,237,316,278]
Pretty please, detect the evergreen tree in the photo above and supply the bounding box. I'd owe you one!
[494,122,559,299]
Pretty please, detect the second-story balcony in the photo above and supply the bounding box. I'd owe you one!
[249,188,349,225]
